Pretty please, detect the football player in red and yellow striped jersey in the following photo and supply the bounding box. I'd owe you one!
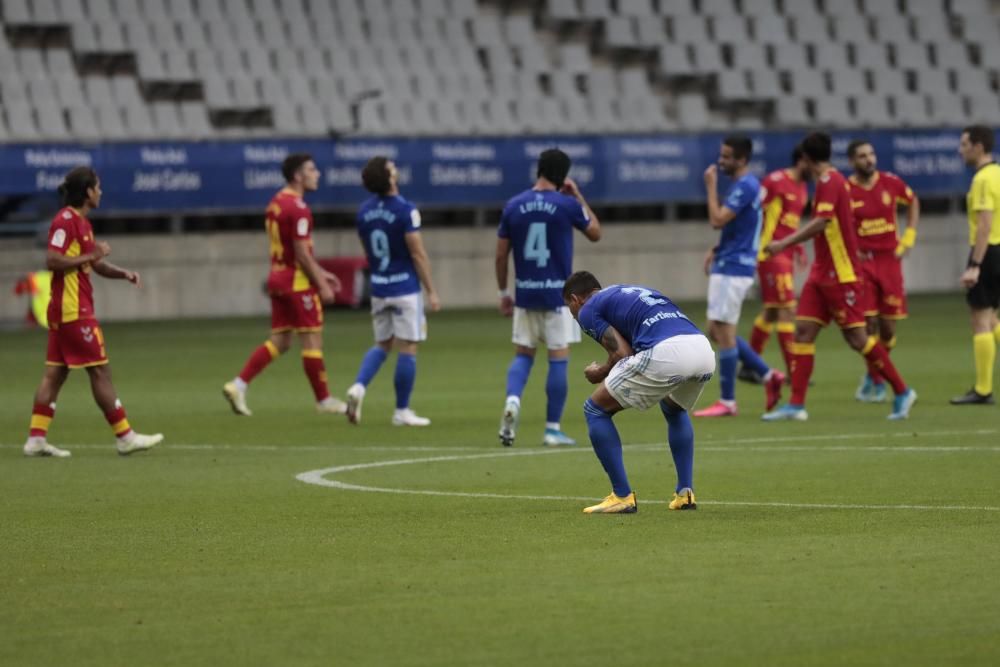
[847,140,920,402]
[24,167,163,458]
[761,133,917,422]
[745,145,810,380]
[222,153,346,417]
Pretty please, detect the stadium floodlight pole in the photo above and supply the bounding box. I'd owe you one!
[329,89,382,139]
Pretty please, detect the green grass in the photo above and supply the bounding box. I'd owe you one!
[1,294,998,666]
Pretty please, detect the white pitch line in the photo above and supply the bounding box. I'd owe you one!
[2,427,997,454]
[294,449,1000,512]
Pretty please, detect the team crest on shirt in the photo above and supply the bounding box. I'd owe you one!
[302,294,314,310]
[882,191,891,206]
[81,326,94,342]
[844,290,856,306]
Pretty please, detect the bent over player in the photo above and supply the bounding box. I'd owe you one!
[344,156,441,426]
[24,167,163,457]
[847,139,920,402]
[223,153,345,416]
[495,148,601,447]
[564,272,716,514]
[762,133,917,422]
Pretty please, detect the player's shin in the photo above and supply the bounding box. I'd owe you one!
[661,401,694,493]
[973,332,996,396]
[583,398,631,497]
[789,341,815,405]
[355,346,388,386]
[301,350,330,402]
[750,315,773,354]
[861,337,906,395]
[718,347,738,401]
[736,336,770,378]
[545,358,569,426]
[29,402,56,439]
[776,321,796,374]
[239,340,280,384]
[104,399,132,439]
[505,353,534,399]
[394,353,417,409]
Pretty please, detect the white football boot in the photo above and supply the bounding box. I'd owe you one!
[116,431,163,456]
[222,381,252,416]
[392,408,431,426]
[498,397,520,447]
[23,437,71,458]
[346,383,366,424]
[316,396,348,415]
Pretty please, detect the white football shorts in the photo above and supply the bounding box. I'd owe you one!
[706,273,755,325]
[511,306,581,350]
[604,334,716,411]
[371,292,426,342]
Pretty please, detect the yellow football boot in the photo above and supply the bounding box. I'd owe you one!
[668,488,697,510]
[583,491,637,514]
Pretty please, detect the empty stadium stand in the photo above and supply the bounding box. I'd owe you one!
[0,0,998,141]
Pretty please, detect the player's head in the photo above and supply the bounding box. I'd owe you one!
[282,153,319,192]
[562,270,602,318]
[791,143,811,181]
[800,132,832,172]
[362,156,399,196]
[537,148,572,189]
[959,125,995,166]
[847,139,877,177]
[58,166,101,209]
[718,135,752,176]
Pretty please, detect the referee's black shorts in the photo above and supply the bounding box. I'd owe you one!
[966,244,1000,309]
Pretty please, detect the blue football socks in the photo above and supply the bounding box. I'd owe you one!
[719,346,739,401]
[545,358,568,424]
[355,346,388,387]
[505,353,534,398]
[660,401,694,492]
[736,335,770,378]
[394,353,417,410]
[584,398,631,497]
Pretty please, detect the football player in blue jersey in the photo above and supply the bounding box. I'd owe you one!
[495,149,601,447]
[564,271,716,514]
[345,156,441,426]
[695,136,785,418]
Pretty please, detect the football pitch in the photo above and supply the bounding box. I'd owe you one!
[2,293,998,666]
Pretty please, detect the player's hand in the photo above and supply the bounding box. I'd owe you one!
[584,362,605,384]
[894,244,911,259]
[125,270,141,288]
[560,177,582,199]
[703,164,717,185]
[764,241,783,259]
[426,290,442,312]
[703,248,715,276]
[318,284,336,304]
[92,241,111,260]
[322,270,342,293]
[961,266,981,289]
[793,245,809,270]
[499,295,514,317]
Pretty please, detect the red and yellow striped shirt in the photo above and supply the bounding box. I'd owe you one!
[47,207,96,326]
[811,168,861,284]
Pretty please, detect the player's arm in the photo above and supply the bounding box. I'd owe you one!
[703,165,738,229]
[293,238,339,303]
[895,182,920,258]
[962,210,993,288]
[561,177,601,241]
[46,240,109,271]
[404,230,441,312]
[92,258,141,287]
[584,326,634,384]
[765,214,830,257]
[495,236,514,316]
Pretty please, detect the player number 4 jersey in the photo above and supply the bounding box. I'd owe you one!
[47,207,96,326]
[849,171,915,253]
[266,189,315,295]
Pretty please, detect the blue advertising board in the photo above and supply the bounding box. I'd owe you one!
[0,129,976,214]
